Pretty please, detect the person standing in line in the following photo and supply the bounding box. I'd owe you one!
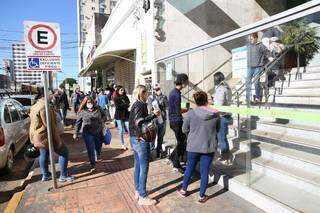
[51,89,63,117]
[61,88,70,125]
[97,88,109,113]
[213,72,233,165]
[168,73,189,173]
[129,85,160,206]
[72,88,80,113]
[247,32,268,103]
[73,96,107,171]
[147,84,168,158]
[177,91,219,203]
[114,86,130,150]
[29,88,74,182]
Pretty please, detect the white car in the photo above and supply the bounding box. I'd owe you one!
[11,95,36,113]
[0,98,31,172]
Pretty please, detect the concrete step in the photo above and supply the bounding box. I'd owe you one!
[275,79,320,89]
[290,66,320,73]
[251,130,320,154]
[239,140,320,174]
[286,71,320,81]
[232,148,320,196]
[232,170,320,213]
[273,95,320,105]
[269,88,320,96]
[251,157,320,196]
[255,121,320,143]
[235,93,320,105]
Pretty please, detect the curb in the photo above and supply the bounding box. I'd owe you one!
[4,159,38,213]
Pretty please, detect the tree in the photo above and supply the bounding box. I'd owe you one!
[60,78,77,89]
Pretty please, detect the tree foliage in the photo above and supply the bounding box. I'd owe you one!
[60,78,77,89]
[282,19,320,65]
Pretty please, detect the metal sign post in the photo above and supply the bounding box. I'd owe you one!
[42,71,57,189]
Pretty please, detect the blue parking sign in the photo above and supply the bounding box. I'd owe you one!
[28,57,40,68]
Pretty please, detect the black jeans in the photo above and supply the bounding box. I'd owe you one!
[169,121,186,168]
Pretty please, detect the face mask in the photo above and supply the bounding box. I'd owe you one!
[87,103,93,109]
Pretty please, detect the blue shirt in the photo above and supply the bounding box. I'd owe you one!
[168,88,182,123]
[97,95,109,109]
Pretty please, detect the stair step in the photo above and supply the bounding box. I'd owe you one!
[270,88,320,96]
[232,170,320,213]
[273,96,320,105]
[285,71,320,81]
[251,157,320,196]
[256,121,320,142]
[239,140,320,174]
[275,79,320,88]
[251,130,320,154]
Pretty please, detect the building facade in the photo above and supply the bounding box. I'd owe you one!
[2,59,14,89]
[77,0,118,92]
[79,1,320,212]
[12,42,42,85]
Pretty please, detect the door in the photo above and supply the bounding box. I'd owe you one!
[6,101,23,154]
[13,101,30,146]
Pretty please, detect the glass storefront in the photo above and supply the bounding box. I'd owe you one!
[157,6,320,212]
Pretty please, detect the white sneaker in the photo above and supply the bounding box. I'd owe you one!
[121,145,128,150]
[138,196,157,206]
[134,191,139,200]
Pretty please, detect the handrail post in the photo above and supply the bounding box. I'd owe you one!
[236,91,240,138]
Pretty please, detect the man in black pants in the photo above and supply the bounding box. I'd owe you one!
[168,73,189,173]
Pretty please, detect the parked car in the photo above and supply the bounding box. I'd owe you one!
[0,98,31,172]
[11,95,36,113]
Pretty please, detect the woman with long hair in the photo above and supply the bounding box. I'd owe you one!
[74,96,107,171]
[129,85,160,206]
[114,86,130,150]
[177,91,219,203]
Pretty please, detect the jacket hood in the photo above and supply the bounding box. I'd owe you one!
[193,107,218,121]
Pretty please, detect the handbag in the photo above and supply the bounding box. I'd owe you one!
[55,112,64,135]
[104,127,112,145]
[137,119,157,142]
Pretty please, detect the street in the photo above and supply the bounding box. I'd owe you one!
[0,144,34,212]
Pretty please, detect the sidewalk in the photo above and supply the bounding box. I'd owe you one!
[14,118,262,213]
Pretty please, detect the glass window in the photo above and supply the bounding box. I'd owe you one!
[7,103,20,122]
[92,7,95,11]
[3,106,11,123]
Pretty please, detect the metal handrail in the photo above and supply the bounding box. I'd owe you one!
[183,57,232,96]
[232,39,313,102]
[231,48,291,102]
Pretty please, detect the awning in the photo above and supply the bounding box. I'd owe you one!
[79,49,135,77]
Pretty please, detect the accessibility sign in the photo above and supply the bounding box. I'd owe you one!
[24,21,62,71]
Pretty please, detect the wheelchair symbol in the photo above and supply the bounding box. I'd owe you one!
[28,58,40,68]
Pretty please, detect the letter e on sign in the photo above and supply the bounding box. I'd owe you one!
[28,24,57,50]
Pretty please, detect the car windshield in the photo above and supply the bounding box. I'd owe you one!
[12,98,32,107]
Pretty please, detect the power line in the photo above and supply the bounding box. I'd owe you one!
[0,29,78,35]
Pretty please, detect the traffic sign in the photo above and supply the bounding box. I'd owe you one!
[24,21,62,71]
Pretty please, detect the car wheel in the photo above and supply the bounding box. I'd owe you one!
[5,148,14,173]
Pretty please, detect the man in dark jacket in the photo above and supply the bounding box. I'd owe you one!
[168,73,189,173]
[61,88,70,125]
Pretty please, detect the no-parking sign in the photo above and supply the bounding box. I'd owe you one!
[24,21,62,71]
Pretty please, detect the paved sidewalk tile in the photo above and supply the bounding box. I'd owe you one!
[15,122,262,213]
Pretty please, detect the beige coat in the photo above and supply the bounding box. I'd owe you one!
[29,99,62,151]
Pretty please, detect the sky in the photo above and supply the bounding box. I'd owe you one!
[0,0,79,86]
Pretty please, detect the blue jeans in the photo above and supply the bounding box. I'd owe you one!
[150,122,166,156]
[116,120,129,146]
[131,137,150,198]
[182,152,214,198]
[247,67,262,101]
[39,145,69,179]
[217,116,230,155]
[82,132,102,166]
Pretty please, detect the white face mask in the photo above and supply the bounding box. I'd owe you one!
[87,103,93,109]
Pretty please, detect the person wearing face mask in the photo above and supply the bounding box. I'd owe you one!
[114,86,130,150]
[74,96,107,171]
